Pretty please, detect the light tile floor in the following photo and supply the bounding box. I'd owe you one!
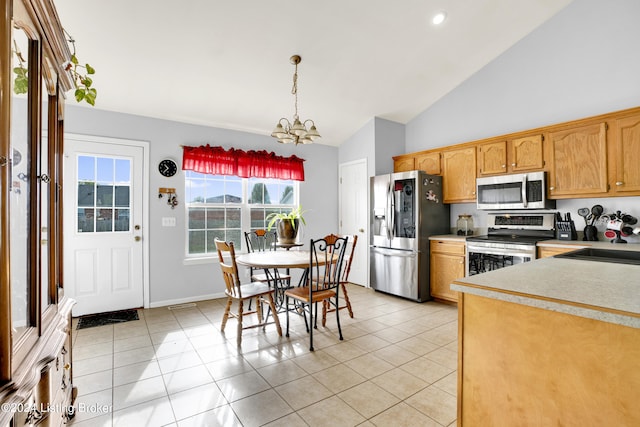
[68,284,458,427]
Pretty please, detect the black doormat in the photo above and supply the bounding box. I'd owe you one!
[77,309,140,330]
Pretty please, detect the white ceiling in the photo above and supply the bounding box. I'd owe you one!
[54,0,573,147]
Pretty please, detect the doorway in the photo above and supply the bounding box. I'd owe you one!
[63,134,149,316]
[339,159,368,287]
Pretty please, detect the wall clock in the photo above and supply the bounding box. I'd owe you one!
[158,159,178,177]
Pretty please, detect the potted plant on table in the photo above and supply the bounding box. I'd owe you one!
[266,206,307,244]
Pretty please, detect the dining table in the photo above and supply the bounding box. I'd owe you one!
[235,249,334,309]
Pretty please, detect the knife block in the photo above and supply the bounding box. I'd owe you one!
[556,220,577,240]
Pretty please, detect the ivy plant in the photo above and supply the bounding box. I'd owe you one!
[64,30,97,106]
[11,30,97,106]
[12,41,28,94]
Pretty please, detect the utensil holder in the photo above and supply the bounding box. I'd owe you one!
[557,220,577,240]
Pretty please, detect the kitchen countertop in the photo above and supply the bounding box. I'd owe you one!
[451,249,640,328]
[429,234,468,242]
[537,239,640,251]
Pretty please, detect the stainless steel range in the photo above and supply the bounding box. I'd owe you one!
[466,212,556,276]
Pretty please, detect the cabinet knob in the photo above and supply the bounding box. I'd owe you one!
[549,186,555,190]
[616,181,624,186]
[502,164,506,168]
[511,163,516,167]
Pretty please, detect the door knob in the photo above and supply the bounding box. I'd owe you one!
[134,236,141,242]
[359,228,364,233]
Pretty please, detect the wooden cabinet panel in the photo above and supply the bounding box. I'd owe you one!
[458,293,640,426]
[547,122,608,197]
[393,156,415,172]
[477,141,507,176]
[537,245,585,258]
[442,147,476,202]
[613,114,640,193]
[510,134,544,172]
[430,240,465,302]
[415,152,441,175]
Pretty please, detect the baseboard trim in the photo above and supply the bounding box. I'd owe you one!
[149,292,225,309]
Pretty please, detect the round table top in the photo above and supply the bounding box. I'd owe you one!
[236,250,331,269]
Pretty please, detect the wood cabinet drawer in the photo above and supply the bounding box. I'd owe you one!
[431,240,466,255]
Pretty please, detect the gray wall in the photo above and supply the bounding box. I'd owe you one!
[338,116,405,177]
[406,0,640,151]
[404,0,640,241]
[63,106,339,306]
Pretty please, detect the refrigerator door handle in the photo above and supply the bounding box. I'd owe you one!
[389,182,395,240]
[387,181,393,240]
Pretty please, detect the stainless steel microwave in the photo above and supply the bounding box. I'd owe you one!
[476,171,556,210]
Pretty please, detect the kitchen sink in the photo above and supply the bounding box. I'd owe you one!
[555,247,640,265]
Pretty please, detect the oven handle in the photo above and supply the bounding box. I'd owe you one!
[522,174,528,208]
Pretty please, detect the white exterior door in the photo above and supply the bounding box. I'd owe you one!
[339,159,368,286]
[63,135,148,316]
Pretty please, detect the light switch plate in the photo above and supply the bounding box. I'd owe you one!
[162,217,176,227]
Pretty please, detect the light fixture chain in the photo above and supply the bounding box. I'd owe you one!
[291,62,299,119]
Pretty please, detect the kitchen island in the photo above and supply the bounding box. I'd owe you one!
[451,249,640,426]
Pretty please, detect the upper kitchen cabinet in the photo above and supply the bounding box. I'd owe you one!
[611,112,640,194]
[442,146,476,203]
[477,140,507,176]
[415,151,441,175]
[547,122,608,198]
[510,134,544,172]
[477,135,544,176]
[393,155,414,172]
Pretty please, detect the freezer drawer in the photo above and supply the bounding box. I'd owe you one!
[370,247,423,301]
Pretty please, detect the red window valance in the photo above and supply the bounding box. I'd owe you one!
[182,145,305,181]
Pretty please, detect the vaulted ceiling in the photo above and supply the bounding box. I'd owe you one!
[54,0,573,146]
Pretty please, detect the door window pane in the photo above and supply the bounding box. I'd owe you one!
[77,155,131,232]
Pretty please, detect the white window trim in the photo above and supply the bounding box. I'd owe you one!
[184,176,299,261]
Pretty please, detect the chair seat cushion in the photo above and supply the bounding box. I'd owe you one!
[284,286,335,303]
[226,282,274,299]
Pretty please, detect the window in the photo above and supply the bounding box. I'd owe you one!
[185,172,298,256]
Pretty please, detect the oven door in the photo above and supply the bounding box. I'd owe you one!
[466,243,535,276]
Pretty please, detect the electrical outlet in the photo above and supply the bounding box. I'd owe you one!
[162,217,176,227]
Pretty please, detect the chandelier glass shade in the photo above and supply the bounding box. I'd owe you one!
[271,55,321,145]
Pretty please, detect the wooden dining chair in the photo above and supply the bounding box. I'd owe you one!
[284,234,348,351]
[244,230,291,285]
[214,239,282,346]
[321,234,358,326]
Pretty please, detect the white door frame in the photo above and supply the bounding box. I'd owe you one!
[64,133,151,310]
[338,158,369,287]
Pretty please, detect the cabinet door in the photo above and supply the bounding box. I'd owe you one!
[442,147,476,203]
[415,152,441,175]
[477,141,506,176]
[430,252,464,302]
[547,123,608,197]
[394,156,415,172]
[613,114,640,193]
[510,134,544,172]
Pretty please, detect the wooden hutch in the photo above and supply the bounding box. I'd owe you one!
[1,0,76,425]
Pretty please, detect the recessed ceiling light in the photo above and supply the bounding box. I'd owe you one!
[432,11,447,26]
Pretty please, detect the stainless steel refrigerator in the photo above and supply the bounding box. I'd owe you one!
[370,171,450,301]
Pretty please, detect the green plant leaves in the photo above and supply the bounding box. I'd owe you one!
[13,66,28,94]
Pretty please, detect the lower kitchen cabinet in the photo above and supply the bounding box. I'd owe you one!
[456,293,640,426]
[430,239,465,303]
[537,245,585,258]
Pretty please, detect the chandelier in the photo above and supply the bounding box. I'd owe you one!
[271,55,321,145]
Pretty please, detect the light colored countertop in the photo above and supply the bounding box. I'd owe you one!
[451,247,640,328]
[537,239,640,251]
[429,234,467,242]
